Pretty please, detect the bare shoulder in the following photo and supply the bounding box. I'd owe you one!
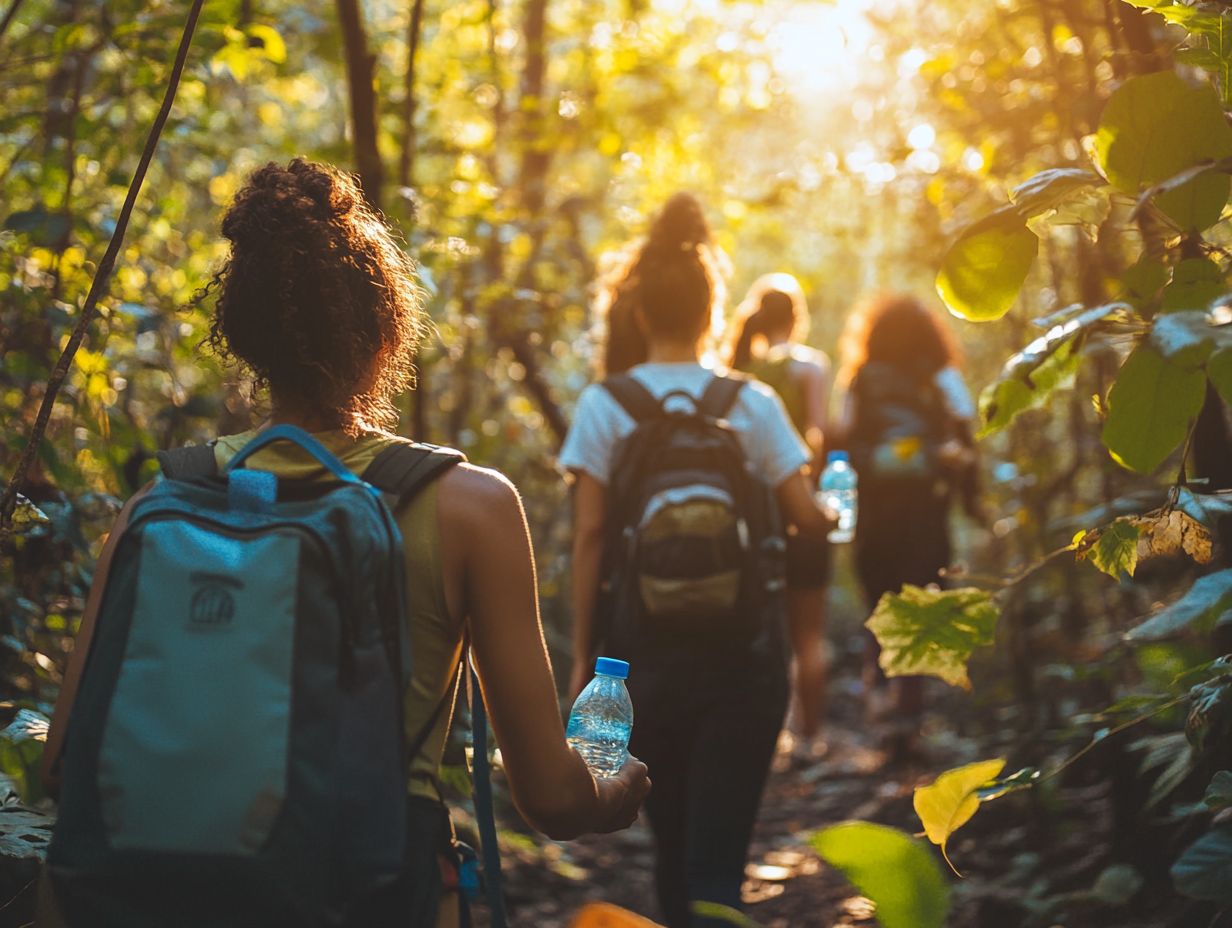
[436,462,525,531]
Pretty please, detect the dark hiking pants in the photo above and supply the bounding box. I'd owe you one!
[628,664,788,928]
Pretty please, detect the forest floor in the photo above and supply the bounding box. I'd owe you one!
[475,646,1204,928]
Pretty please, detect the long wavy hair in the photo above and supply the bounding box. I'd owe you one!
[727,272,809,370]
[195,158,424,435]
[837,292,959,387]
[593,193,729,376]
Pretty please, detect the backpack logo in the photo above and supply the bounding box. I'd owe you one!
[188,573,240,627]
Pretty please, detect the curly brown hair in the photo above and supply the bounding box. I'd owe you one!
[197,158,423,435]
[837,292,960,387]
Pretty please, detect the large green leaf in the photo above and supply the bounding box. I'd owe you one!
[913,758,1006,873]
[865,586,999,690]
[1172,825,1232,903]
[1160,259,1226,315]
[936,207,1039,322]
[811,822,949,928]
[1126,568,1232,641]
[1101,344,1207,474]
[1123,1,1232,104]
[1092,71,1232,230]
[980,302,1129,435]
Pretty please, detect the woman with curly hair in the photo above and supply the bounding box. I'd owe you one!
[836,293,981,757]
[561,193,834,927]
[41,159,649,927]
[728,273,833,754]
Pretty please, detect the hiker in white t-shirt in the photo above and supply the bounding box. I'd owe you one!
[559,193,834,928]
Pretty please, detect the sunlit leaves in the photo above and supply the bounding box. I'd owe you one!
[936,207,1038,322]
[1093,71,1232,231]
[978,302,1128,435]
[1123,1,1232,105]
[1008,168,1105,216]
[1078,518,1140,580]
[811,822,949,928]
[1127,569,1232,641]
[1161,259,1226,315]
[865,586,999,691]
[1101,344,1207,474]
[913,758,1005,874]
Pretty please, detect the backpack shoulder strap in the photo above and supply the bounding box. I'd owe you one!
[698,372,746,420]
[601,373,660,423]
[155,443,218,480]
[361,439,467,508]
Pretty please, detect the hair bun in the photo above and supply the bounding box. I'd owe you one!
[646,192,711,254]
[221,159,360,245]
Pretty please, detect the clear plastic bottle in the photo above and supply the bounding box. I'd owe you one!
[820,451,858,544]
[566,657,633,778]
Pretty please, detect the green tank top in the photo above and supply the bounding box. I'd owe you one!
[746,352,808,437]
[213,428,463,802]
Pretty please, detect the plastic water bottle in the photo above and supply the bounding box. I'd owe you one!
[566,657,633,778]
[820,451,857,544]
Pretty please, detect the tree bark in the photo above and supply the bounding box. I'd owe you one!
[516,0,550,215]
[398,0,427,189]
[334,0,383,209]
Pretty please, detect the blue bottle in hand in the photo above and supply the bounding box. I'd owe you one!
[566,657,633,778]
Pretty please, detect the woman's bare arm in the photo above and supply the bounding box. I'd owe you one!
[775,469,836,539]
[799,356,830,475]
[439,465,649,840]
[41,484,151,798]
[568,472,606,699]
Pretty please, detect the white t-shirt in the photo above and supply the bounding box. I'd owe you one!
[559,362,810,487]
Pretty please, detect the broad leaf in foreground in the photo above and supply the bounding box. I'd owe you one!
[1077,517,1140,580]
[936,207,1038,322]
[913,758,1006,873]
[812,822,949,928]
[1172,825,1232,904]
[1126,568,1232,641]
[1101,344,1207,474]
[865,586,999,690]
[1093,71,1232,231]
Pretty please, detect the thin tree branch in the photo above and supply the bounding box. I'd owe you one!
[0,0,27,46]
[398,0,427,189]
[0,0,206,531]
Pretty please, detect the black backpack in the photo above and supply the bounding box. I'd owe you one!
[596,373,786,656]
[47,426,506,928]
[846,361,955,483]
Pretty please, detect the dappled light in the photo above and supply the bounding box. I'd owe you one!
[3,0,1232,926]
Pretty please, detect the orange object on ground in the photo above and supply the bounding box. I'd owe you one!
[569,902,665,928]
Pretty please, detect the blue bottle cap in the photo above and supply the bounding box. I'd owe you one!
[827,450,849,464]
[594,656,629,679]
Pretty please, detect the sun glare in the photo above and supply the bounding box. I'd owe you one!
[767,0,880,93]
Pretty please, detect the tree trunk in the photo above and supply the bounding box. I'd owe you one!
[334,0,383,209]
[398,0,427,189]
[516,0,549,215]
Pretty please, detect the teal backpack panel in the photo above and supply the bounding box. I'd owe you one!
[98,519,299,855]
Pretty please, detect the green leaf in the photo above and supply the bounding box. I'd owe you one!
[4,207,70,246]
[979,301,1130,435]
[936,207,1039,322]
[1093,71,1232,230]
[1101,344,1207,474]
[1122,256,1171,309]
[1127,568,1232,641]
[1091,863,1144,905]
[811,822,950,928]
[865,586,999,691]
[1204,770,1232,809]
[1161,259,1226,314]
[913,758,1006,873]
[1186,674,1232,754]
[246,24,287,63]
[1211,347,1232,403]
[1009,168,1105,217]
[1172,825,1232,903]
[1081,518,1141,579]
